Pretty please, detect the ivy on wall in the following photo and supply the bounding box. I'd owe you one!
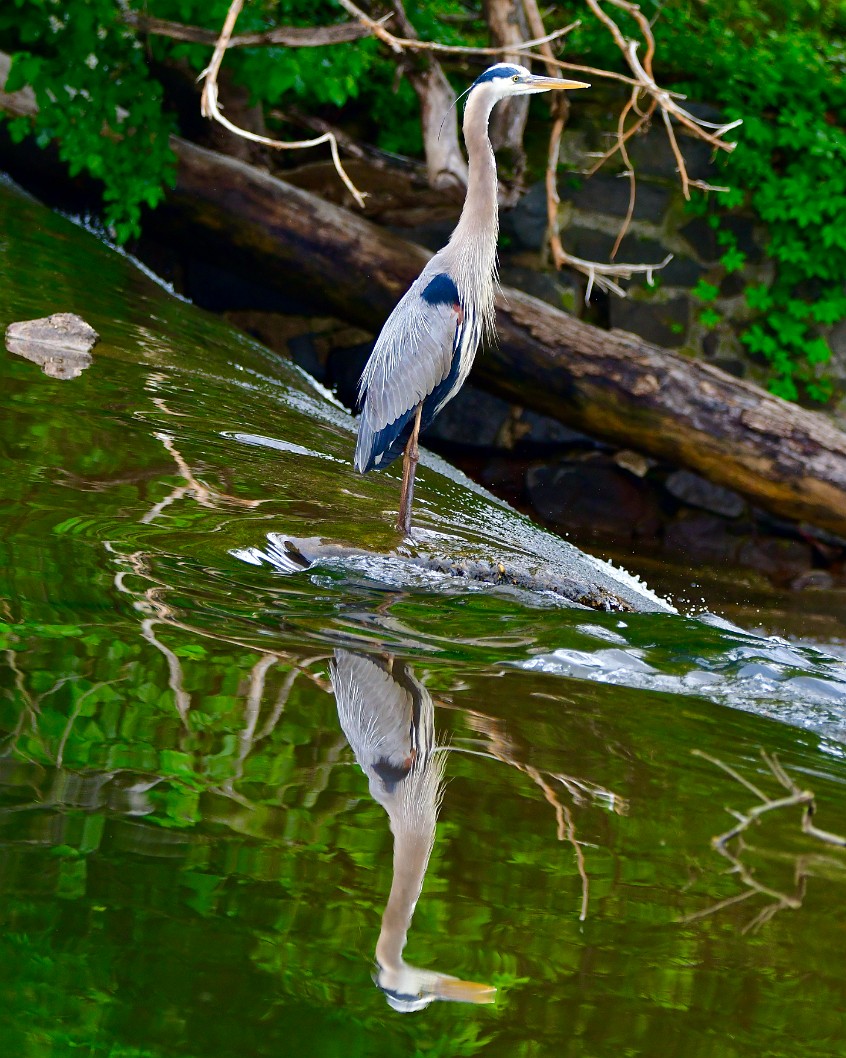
[658,2,846,402]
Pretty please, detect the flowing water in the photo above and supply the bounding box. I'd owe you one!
[2,175,846,1058]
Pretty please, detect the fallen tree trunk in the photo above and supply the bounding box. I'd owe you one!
[169,141,846,539]
[3,51,846,537]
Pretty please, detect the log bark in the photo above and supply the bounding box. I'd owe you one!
[167,141,846,538]
[3,46,846,537]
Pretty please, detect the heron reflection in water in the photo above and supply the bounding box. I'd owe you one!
[330,650,496,1012]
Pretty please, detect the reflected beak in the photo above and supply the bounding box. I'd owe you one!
[527,75,590,91]
[434,977,497,1005]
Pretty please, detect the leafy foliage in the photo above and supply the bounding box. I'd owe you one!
[656,3,846,401]
[0,0,177,242]
[0,0,477,239]
[566,0,846,400]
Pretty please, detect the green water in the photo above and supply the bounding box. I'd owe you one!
[2,176,846,1058]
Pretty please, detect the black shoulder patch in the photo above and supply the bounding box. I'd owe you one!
[421,273,459,306]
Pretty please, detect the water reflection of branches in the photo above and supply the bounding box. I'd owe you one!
[109,544,334,810]
[686,749,846,932]
[441,704,627,922]
[1,649,121,772]
[1,649,81,760]
[141,430,264,525]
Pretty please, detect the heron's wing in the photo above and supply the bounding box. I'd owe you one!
[355,272,463,473]
[331,651,416,773]
[330,650,441,818]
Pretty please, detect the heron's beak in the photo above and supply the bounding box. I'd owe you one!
[528,76,590,91]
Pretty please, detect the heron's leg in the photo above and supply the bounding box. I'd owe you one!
[396,404,423,535]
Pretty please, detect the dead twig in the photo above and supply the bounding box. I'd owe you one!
[199,0,368,207]
[526,0,672,295]
[126,12,376,48]
[271,107,429,180]
[337,0,579,58]
[545,0,740,297]
[585,0,740,189]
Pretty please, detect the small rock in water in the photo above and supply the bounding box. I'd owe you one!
[5,312,98,379]
[665,469,746,518]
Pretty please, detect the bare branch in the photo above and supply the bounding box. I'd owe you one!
[272,106,428,180]
[524,1,671,295]
[543,0,741,294]
[199,0,367,207]
[126,11,376,48]
[584,102,654,176]
[337,0,579,58]
[610,95,637,258]
[523,0,567,76]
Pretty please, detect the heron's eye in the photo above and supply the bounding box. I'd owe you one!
[512,74,521,82]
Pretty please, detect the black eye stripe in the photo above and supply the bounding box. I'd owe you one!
[472,64,524,86]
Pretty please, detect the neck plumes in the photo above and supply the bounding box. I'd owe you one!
[444,89,500,331]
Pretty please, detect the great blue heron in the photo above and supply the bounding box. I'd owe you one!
[330,649,495,1012]
[354,63,589,535]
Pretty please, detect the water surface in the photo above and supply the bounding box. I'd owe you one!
[1,176,846,1058]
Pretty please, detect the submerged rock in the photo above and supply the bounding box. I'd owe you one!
[526,457,664,541]
[232,534,644,612]
[665,469,746,518]
[6,311,98,378]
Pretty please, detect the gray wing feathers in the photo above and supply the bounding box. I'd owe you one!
[358,278,459,433]
[332,652,415,773]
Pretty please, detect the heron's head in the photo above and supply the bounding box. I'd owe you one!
[470,62,589,98]
[375,960,497,1013]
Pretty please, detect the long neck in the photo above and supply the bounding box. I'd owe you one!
[374,818,434,970]
[443,89,500,331]
[446,91,499,264]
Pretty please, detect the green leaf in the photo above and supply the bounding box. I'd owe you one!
[720,247,747,273]
[806,337,832,365]
[692,280,719,303]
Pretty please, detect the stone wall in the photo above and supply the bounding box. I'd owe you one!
[500,87,845,421]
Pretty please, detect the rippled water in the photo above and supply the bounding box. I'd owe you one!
[2,176,846,1058]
